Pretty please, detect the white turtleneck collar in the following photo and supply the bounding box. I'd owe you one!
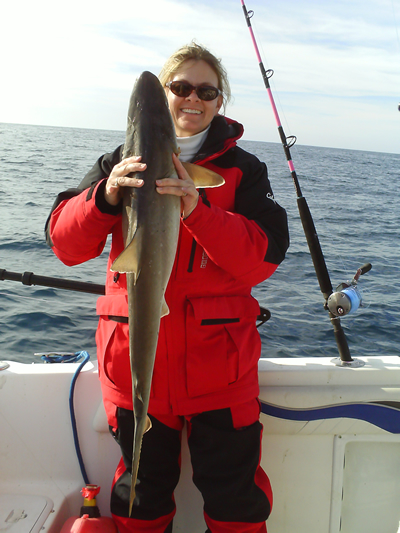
[177,125,211,163]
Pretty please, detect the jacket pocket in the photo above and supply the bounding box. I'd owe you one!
[185,296,261,397]
[96,317,131,392]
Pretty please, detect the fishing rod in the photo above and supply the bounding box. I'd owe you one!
[0,267,271,327]
[0,268,105,295]
[240,1,368,366]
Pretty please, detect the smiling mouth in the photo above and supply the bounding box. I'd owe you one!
[181,108,202,115]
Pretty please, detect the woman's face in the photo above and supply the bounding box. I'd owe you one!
[166,59,223,137]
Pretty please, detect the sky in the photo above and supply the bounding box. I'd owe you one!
[1,0,400,154]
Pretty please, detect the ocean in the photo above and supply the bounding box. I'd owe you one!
[1,122,399,363]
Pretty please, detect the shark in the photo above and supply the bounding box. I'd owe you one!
[111,71,224,514]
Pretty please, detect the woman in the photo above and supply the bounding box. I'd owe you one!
[46,42,289,533]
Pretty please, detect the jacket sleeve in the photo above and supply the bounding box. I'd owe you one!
[45,147,123,266]
[48,181,121,266]
[183,153,289,286]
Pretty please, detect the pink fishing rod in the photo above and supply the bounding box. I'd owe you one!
[240,0,357,365]
[241,0,299,186]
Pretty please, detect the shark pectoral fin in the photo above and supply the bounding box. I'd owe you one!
[182,162,225,188]
[161,297,170,318]
[111,238,140,280]
[145,415,152,434]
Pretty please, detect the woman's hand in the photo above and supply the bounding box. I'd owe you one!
[105,156,146,206]
[156,153,199,219]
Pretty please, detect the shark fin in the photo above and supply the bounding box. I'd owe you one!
[161,297,170,317]
[182,162,225,188]
[111,236,140,281]
[145,415,152,434]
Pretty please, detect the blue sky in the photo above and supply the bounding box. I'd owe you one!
[2,0,399,153]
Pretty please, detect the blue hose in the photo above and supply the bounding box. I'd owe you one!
[68,351,91,485]
[40,351,91,484]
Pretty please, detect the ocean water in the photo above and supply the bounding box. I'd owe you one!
[0,122,399,363]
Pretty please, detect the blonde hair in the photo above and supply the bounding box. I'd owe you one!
[159,42,231,113]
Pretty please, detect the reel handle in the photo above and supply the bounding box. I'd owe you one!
[359,263,372,275]
[353,262,372,283]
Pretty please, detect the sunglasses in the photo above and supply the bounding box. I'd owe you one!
[166,80,220,101]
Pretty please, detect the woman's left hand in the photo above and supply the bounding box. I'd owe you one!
[156,153,199,219]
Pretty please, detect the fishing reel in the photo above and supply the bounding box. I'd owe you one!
[327,263,372,317]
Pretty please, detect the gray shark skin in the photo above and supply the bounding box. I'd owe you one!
[111,71,224,515]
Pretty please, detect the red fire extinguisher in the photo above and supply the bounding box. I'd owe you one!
[60,485,118,532]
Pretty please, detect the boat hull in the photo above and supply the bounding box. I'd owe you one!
[1,356,400,532]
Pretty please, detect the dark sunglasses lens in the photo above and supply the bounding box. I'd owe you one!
[196,87,219,101]
[170,82,192,97]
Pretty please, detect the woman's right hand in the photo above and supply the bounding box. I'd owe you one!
[105,156,146,206]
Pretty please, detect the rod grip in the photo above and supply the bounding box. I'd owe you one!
[0,268,105,295]
[331,315,352,362]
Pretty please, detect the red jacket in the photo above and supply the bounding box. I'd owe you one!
[47,116,289,420]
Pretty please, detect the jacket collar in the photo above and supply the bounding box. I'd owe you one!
[193,115,244,164]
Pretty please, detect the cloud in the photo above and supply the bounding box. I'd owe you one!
[1,0,399,153]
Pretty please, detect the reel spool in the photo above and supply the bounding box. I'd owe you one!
[327,263,371,317]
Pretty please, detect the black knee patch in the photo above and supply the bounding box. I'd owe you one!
[111,408,181,520]
[189,411,271,523]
